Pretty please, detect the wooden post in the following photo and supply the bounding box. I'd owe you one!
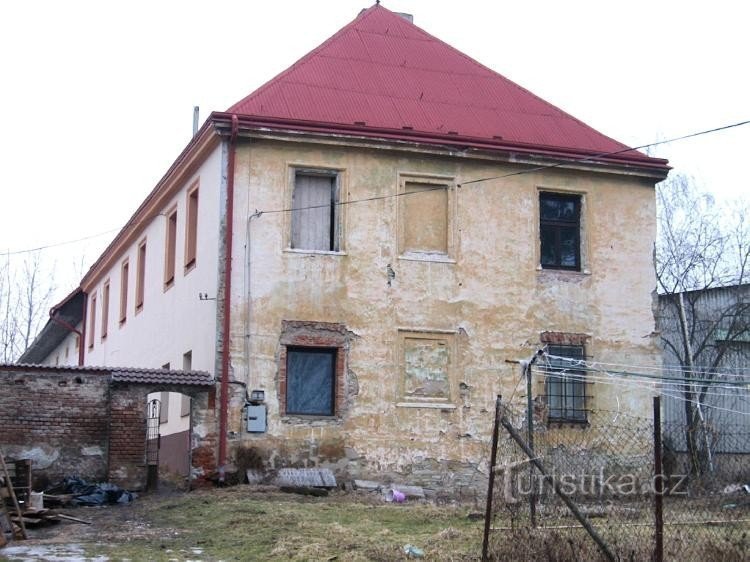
[653,396,664,562]
[0,450,27,540]
[482,395,502,562]
[499,409,616,562]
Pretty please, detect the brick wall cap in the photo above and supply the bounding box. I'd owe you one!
[4,363,214,386]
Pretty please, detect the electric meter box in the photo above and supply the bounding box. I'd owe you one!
[246,404,267,433]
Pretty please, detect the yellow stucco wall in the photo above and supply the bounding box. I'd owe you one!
[225,137,661,488]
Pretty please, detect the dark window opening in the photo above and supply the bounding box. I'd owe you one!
[291,173,338,251]
[540,192,581,270]
[544,344,587,423]
[286,347,336,416]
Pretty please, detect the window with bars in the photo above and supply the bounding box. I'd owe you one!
[544,344,587,423]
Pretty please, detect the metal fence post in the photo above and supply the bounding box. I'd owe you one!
[653,396,664,562]
[525,361,537,527]
[499,408,616,562]
[482,395,502,562]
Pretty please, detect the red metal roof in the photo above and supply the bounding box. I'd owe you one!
[228,4,662,166]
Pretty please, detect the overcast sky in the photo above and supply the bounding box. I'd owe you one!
[1,0,748,305]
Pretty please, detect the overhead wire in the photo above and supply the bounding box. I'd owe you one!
[574,358,750,377]
[533,354,750,416]
[5,118,750,256]
[458,119,750,187]
[543,354,750,388]
[536,367,750,417]
[538,366,748,403]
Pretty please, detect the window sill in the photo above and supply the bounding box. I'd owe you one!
[283,248,347,257]
[281,414,342,425]
[184,260,196,276]
[537,265,591,276]
[396,402,456,410]
[547,419,590,428]
[398,253,455,264]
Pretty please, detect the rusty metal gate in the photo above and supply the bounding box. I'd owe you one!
[145,398,160,491]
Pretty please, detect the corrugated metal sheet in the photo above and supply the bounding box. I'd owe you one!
[227,5,659,164]
[658,285,750,453]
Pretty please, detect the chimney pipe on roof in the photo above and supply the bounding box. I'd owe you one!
[192,106,200,138]
[395,12,413,23]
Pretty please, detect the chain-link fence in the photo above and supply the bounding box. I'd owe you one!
[482,397,750,561]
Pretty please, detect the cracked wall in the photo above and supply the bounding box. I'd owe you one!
[222,138,662,494]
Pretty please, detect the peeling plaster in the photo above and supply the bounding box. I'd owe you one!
[225,139,662,493]
[6,446,59,470]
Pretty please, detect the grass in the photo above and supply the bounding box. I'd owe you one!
[79,485,483,561]
[9,485,745,561]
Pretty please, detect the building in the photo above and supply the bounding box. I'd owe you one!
[22,4,669,491]
[657,284,750,458]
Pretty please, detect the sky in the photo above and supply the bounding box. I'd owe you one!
[1,0,748,307]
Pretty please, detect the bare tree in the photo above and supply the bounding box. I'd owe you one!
[655,174,750,475]
[0,252,56,363]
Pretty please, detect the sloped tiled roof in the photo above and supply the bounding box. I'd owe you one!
[18,288,84,364]
[111,368,214,386]
[228,4,661,166]
[4,364,214,386]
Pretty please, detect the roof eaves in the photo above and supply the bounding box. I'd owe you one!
[212,112,669,173]
[80,119,220,291]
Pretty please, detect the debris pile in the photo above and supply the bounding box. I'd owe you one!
[45,477,136,506]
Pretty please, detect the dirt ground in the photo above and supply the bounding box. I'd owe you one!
[1,484,485,561]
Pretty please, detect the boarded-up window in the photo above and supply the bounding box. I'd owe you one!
[285,347,336,415]
[403,336,451,400]
[164,208,177,287]
[88,294,96,348]
[120,259,129,323]
[401,182,448,254]
[101,281,110,339]
[291,172,338,251]
[181,351,192,417]
[185,185,199,269]
[136,240,146,311]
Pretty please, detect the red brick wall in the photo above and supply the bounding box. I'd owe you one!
[0,370,110,486]
[540,331,589,346]
[1,367,218,490]
[107,384,147,488]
